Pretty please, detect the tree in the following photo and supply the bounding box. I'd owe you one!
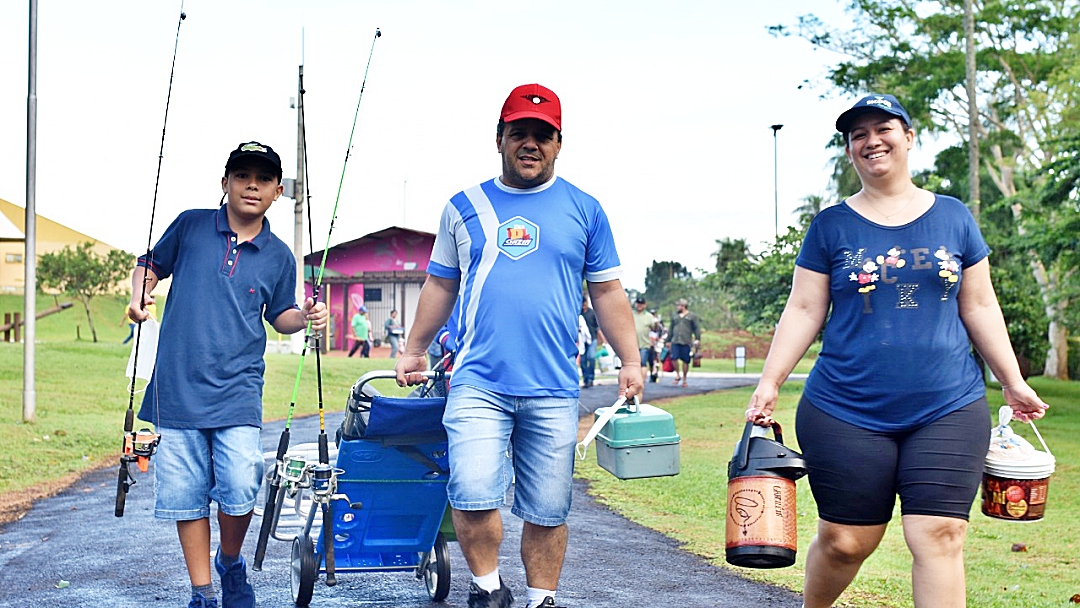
[38,242,132,343]
[643,260,691,306]
[712,238,753,274]
[716,228,804,334]
[792,194,832,230]
[772,0,1080,378]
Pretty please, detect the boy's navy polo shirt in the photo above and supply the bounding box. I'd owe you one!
[137,205,298,429]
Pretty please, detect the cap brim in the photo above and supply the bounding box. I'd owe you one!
[502,111,560,131]
[836,107,904,133]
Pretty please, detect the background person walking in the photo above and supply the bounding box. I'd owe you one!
[384,309,404,358]
[665,297,700,387]
[347,305,370,358]
[579,297,602,388]
[745,94,1048,608]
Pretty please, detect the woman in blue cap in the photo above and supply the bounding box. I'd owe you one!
[744,94,1049,608]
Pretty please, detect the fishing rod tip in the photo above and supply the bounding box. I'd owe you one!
[375,28,382,37]
[180,12,187,20]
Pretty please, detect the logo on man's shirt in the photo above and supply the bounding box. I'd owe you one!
[497,216,539,260]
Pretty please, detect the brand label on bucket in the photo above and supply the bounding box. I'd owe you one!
[981,474,1049,521]
[726,476,797,550]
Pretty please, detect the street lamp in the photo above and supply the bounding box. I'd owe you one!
[770,124,783,239]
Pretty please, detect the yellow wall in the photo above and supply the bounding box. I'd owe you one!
[0,197,132,295]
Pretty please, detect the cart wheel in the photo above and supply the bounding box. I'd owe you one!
[424,532,451,602]
[291,534,317,607]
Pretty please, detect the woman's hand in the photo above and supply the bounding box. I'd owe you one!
[745,383,779,427]
[1001,383,1049,423]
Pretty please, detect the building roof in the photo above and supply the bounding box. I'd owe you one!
[0,208,20,240]
[0,197,123,251]
[304,226,436,263]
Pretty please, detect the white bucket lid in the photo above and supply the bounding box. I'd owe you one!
[985,450,1055,479]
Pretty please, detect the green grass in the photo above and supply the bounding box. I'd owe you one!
[576,378,1080,607]
[693,356,816,375]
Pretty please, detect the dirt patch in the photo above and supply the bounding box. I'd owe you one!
[699,329,773,360]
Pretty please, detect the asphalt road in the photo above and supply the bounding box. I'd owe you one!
[0,372,805,608]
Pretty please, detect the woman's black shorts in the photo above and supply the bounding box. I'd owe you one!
[795,395,991,525]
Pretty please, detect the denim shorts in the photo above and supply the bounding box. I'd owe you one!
[153,425,264,521]
[443,385,579,526]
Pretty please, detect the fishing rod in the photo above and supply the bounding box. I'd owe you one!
[115,4,186,518]
[253,28,382,577]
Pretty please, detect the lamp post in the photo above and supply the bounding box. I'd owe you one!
[770,124,783,239]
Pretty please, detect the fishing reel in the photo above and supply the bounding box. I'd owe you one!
[124,428,161,473]
[115,427,160,517]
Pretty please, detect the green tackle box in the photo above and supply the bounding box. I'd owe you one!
[594,403,680,479]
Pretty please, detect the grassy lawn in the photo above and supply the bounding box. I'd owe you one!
[576,378,1080,608]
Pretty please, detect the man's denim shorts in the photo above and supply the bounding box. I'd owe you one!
[153,425,264,521]
[443,385,578,526]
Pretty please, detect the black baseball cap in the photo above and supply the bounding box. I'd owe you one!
[635,295,646,304]
[835,94,912,134]
[225,141,282,178]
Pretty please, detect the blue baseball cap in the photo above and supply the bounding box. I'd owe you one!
[835,94,911,134]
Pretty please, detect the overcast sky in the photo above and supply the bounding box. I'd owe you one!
[1,0,943,290]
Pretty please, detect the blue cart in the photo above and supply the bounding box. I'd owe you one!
[266,370,453,606]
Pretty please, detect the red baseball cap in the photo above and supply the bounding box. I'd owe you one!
[500,84,561,131]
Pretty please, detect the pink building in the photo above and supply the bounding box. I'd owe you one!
[304,226,434,351]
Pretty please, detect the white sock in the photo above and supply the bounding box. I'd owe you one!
[472,569,501,593]
[526,587,556,607]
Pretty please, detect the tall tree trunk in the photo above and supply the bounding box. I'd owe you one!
[1007,199,1070,380]
[81,295,99,343]
[964,0,980,223]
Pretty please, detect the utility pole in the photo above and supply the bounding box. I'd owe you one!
[292,65,306,355]
[24,0,38,423]
[770,124,783,240]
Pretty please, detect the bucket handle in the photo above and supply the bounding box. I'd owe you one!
[576,396,635,460]
[1028,420,1053,458]
[736,420,784,471]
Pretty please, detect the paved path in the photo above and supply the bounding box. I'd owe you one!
[0,372,805,608]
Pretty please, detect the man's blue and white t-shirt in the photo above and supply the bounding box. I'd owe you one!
[427,176,622,397]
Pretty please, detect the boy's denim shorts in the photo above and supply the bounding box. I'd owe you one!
[443,385,578,527]
[153,425,264,521]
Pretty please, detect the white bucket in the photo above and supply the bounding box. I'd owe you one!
[981,410,1054,522]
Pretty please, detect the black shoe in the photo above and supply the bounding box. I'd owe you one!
[468,581,513,608]
[650,373,658,383]
[533,597,567,608]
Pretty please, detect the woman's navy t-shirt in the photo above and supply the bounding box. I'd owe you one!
[797,194,990,432]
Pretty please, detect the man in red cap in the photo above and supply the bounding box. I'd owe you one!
[396,84,642,608]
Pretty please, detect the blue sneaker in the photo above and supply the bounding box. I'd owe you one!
[188,592,219,608]
[214,548,255,608]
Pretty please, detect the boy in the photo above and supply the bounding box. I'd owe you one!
[128,141,328,608]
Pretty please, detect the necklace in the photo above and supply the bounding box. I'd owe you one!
[862,186,919,221]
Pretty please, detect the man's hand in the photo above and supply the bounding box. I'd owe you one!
[395,352,429,387]
[616,364,643,401]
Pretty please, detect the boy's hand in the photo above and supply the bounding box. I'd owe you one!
[302,298,328,331]
[128,294,154,323]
